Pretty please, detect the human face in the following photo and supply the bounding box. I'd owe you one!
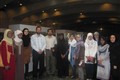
[75,35,81,41]
[36,28,41,35]
[88,35,93,40]
[70,35,74,40]
[110,35,116,43]
[94,34,99,40]
[24,29,29,35]
[59,35,64,40]
[7,31,13,38]
[100,38,105,45]
[48,30,53,36]
[18,33,23,39]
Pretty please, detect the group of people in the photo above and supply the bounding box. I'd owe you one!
[67,32,120,80]
[0,26,120,80]
[0,28,31,80]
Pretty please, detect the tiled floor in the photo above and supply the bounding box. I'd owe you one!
[27,72,77,80]
[27,68,78,80]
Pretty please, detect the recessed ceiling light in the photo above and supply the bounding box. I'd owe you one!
[77,19,82,22]
[54,9,57,11]
[42,11,45,13]
[100,3,113,11]
[20,3,22,6]
[4,5,7,7]
[109,18,118,21]
[100,28,103,31]
[80,13,83,15]
[39,20,42,22]
[52,22,56,25]
[92,21,96,24]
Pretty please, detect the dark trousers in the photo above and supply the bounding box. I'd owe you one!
[110,65,120,80]
[0,67,3,80]
[85,64,97,79]
[32,50,44,78]
[25,63,29,77]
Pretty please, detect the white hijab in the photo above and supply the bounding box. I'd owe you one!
[85,33,94,45]
[14,30,22,43]
[85,33,98,63]
[14,30,23,55]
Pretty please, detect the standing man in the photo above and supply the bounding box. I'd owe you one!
[31,26,46,80]
[45,29,57,76]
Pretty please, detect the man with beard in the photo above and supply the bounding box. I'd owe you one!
[31,26,46,80]
[45,29,57,76]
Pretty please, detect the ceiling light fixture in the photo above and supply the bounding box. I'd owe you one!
[54,9,57,11]
[100,27,103,31]
[42,11,45,13]
[20,3,23,6]
[4,5,7,7]
[52,22,56,25]
[80,13,83,15]
[92,21,96,24]
[39,20,42,22]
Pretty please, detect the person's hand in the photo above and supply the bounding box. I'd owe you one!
[90,57,94,62]
[51,48,55,52]
[38,49,43,54]
[86,56,94,62]
[98,60,102,65]
[61,54,65,59]
[73,55,78,60]
[5,66,10,70]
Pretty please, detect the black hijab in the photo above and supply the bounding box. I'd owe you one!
[22,28,30,47]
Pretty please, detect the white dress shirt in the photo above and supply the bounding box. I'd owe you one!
[31,34,46,52]
[45,35,57,49]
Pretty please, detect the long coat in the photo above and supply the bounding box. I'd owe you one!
[0,40,15,80]
[14,41,24,80]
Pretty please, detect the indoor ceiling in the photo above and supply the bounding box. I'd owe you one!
[0,0,120,35]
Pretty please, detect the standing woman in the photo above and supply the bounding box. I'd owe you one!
[84,33,98,80]
[109,35,120,80]
[97,36,110,80]
[14,30,24,80]
[56,34,69,78]
[68,34,77,78]
[0,29,15,80]
[22,28,31,79]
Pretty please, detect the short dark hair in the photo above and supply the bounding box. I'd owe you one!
[36,26,41,30]
[47,29,53,32]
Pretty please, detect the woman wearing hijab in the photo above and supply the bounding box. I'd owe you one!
[109,35,120,80]
[22,28,31,80]
[14,30,24,80]
[56,33,69,78]
[84,33,98,80]
[0,29,15,80]
[68,34,77,79]
[97,36,110,80]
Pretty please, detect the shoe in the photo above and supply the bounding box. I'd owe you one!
[71,76,76,79]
